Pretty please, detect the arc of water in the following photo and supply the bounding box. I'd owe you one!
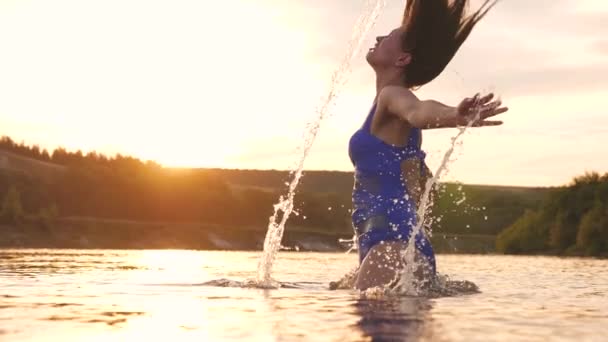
[256,0,387,286]
[396,106,487,296]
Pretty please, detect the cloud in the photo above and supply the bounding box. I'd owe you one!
[471,63,608,96]
[301,0,608,102]
[483,0,608,35]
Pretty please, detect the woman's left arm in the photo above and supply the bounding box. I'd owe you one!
[379,86,508,129]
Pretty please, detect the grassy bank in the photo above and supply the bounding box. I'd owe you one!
[1,217,497,254]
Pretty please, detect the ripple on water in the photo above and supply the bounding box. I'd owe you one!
[44,311,145,327]
[1,250,606,342]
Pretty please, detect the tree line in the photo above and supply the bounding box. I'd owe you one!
[0,136,351,230]
[497,172,608,256]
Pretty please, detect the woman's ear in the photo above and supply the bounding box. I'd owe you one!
[395,52,412,68]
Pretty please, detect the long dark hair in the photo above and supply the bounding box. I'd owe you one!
[401,0,498,88]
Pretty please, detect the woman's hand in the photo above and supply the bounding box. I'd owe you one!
[456,93,508,127]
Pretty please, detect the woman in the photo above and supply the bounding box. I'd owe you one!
[347,0,507,290]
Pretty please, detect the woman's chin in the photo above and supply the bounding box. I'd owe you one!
[365,52,376,66]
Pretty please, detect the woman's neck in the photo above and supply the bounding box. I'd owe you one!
[375,69,406,94]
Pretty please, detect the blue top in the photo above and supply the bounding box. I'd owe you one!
[348,103,426,227]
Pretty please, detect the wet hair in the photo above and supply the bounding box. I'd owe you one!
[401,0,498,88]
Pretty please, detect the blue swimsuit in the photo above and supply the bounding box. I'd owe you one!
[348,103,436,274]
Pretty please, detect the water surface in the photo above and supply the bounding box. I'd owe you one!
[1,250,606,341]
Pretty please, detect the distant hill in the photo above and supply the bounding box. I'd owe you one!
[0,144,552,236]
[203,168,355,194]
[204,167,550,197]
[0,148,551,201]
[203,168,553,235]
[0,150,65,182]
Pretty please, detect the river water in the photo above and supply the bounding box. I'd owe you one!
[1,249,606,341]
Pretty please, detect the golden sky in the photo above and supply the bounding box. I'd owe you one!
[1,0,607,186]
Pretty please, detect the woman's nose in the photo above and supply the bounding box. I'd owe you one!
[375,35,387,44]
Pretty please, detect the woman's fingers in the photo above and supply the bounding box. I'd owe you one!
[480,99,501,111]
[458,92,506,127]
[459,93,507,123]
[480,105,509,119]
[472,120,503,127]
[477,92,494,105]
[459,95,477,110]
[464,104,508,126]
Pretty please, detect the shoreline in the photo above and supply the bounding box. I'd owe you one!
[2,219,603,257]
[0,218,498,255]
[1,221,604,258]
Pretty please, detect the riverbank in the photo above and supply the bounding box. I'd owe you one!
[0,217,496,254]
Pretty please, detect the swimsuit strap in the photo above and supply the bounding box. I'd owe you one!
[363,102,422,151]
[362,103,377,131]
[407,127,421,148]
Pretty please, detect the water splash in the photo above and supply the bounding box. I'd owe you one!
[361,274,479,299]
[394,110,486,296]
[256,0,387,286]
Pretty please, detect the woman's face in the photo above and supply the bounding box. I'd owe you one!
[366,26,411,70]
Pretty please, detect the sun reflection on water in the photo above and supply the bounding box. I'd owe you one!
[81,250,276,341]
[136,250,205,272]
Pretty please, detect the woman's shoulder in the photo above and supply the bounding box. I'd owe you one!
[378,85,417,101]
[376,85,420,121]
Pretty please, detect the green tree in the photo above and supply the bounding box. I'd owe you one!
[36,203,59,230]
[576,201,608,256]
[0,186,24,224]
[548,211,572,252]
[496,210,548,254]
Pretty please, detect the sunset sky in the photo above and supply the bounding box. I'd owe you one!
[1,0,607,186]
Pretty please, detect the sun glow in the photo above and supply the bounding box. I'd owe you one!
[0,0,321,169]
